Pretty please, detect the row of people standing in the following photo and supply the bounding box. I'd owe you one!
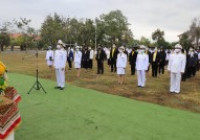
[46,40,199,93]
[64,46,95,71]
[149,47,166,77]
[182,48,199,81]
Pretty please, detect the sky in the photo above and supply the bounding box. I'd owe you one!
[0,0,200,42]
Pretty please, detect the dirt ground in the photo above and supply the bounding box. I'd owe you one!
[1,51,200,113]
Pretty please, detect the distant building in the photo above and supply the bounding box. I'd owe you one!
[9,33,22,39]
[9,33,41,41]
[6,33,41,51]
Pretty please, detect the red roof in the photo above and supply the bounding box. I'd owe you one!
[9,33,22,39]
[9,33,41,41]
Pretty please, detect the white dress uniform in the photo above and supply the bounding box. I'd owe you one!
[116,53,127,75]
[74,50,82,69]
[46,50,54,66]
[105,49,110,59]
[136,52,149,87]
[168,52,186,93]
[198,52,200,60]
[54,48,67,88]
[89,49,94,60]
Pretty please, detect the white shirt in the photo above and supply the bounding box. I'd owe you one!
[136,53,149,70]
[168,53,186,73]
[46,50,54,61]
[54,49,67,69]
[166,53,170,61]
[106,49,110,59]
[89,50,94,60]
[198,52,200,60]
[74,51,82,63]
[116,53,127,68]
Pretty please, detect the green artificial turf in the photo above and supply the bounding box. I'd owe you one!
[8,73,200,140]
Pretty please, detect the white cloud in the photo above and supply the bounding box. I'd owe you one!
[0,0,200,42]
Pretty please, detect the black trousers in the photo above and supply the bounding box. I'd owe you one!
[159,63,165,74]
[67,58,72,69]
[130,63,136,75]
[182,72,187,81]
[188,66,196,77]
[152,62,158,77]
[110,59,116,72]
[197,61,200,71]
[97,61,104,74]
[88,59,93,69]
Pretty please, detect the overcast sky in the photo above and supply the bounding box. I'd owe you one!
[0,0,200,42]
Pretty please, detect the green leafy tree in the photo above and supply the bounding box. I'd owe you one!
[14,18,37,50]
[189,17,200,48]
[0,33,10,51]
[97,10,133,46]
[139,36,151,46]
[41,13,65,47]
[152,29,165,46]
[179,33,193,50]
[0,22,11,51]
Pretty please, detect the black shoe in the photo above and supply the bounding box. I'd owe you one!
[55,86,61,89]
[60,87,64,90]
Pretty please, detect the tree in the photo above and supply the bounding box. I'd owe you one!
[139,36,151,46]
[96,10,133,46]
[41,13,66,47]
[0,22,11,51]
[189,17,200,48]
[0,33,10,51]
[152,29,165,46]
[179,33,192,50]
[14,18,37,50]
[40,11,133,48]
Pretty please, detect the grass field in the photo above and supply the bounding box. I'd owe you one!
[8,73,200,140]
[1,51,200,113]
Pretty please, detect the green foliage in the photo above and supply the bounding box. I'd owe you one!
[97,10,133,46]
[41,13,65,47]
[0,33,10,51]
[152,29,165,46]
[41,10,134,48]
[139,36,151,46]
[179,33,193,50]
[14,17,38,50]
[189,17,200,48]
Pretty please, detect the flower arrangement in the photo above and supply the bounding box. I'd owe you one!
[0,61,7,94]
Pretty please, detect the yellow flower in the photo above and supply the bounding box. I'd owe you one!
[0,61,6,76]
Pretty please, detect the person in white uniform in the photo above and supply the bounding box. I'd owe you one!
[54,40,67,90]
[168,44,186,94]
[116,46,127,84]
[74,46,82,77]
[46,46,54,69]
[136,45,149,87]
[89,47,94,69]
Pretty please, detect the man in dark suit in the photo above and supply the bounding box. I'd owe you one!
[151,48,160,77]
[129,46,138,75]
[96,45,106,74]
[187,48,198,77]
[67,47,74,70]
[158,47,166,74]
[110,44,118,72]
